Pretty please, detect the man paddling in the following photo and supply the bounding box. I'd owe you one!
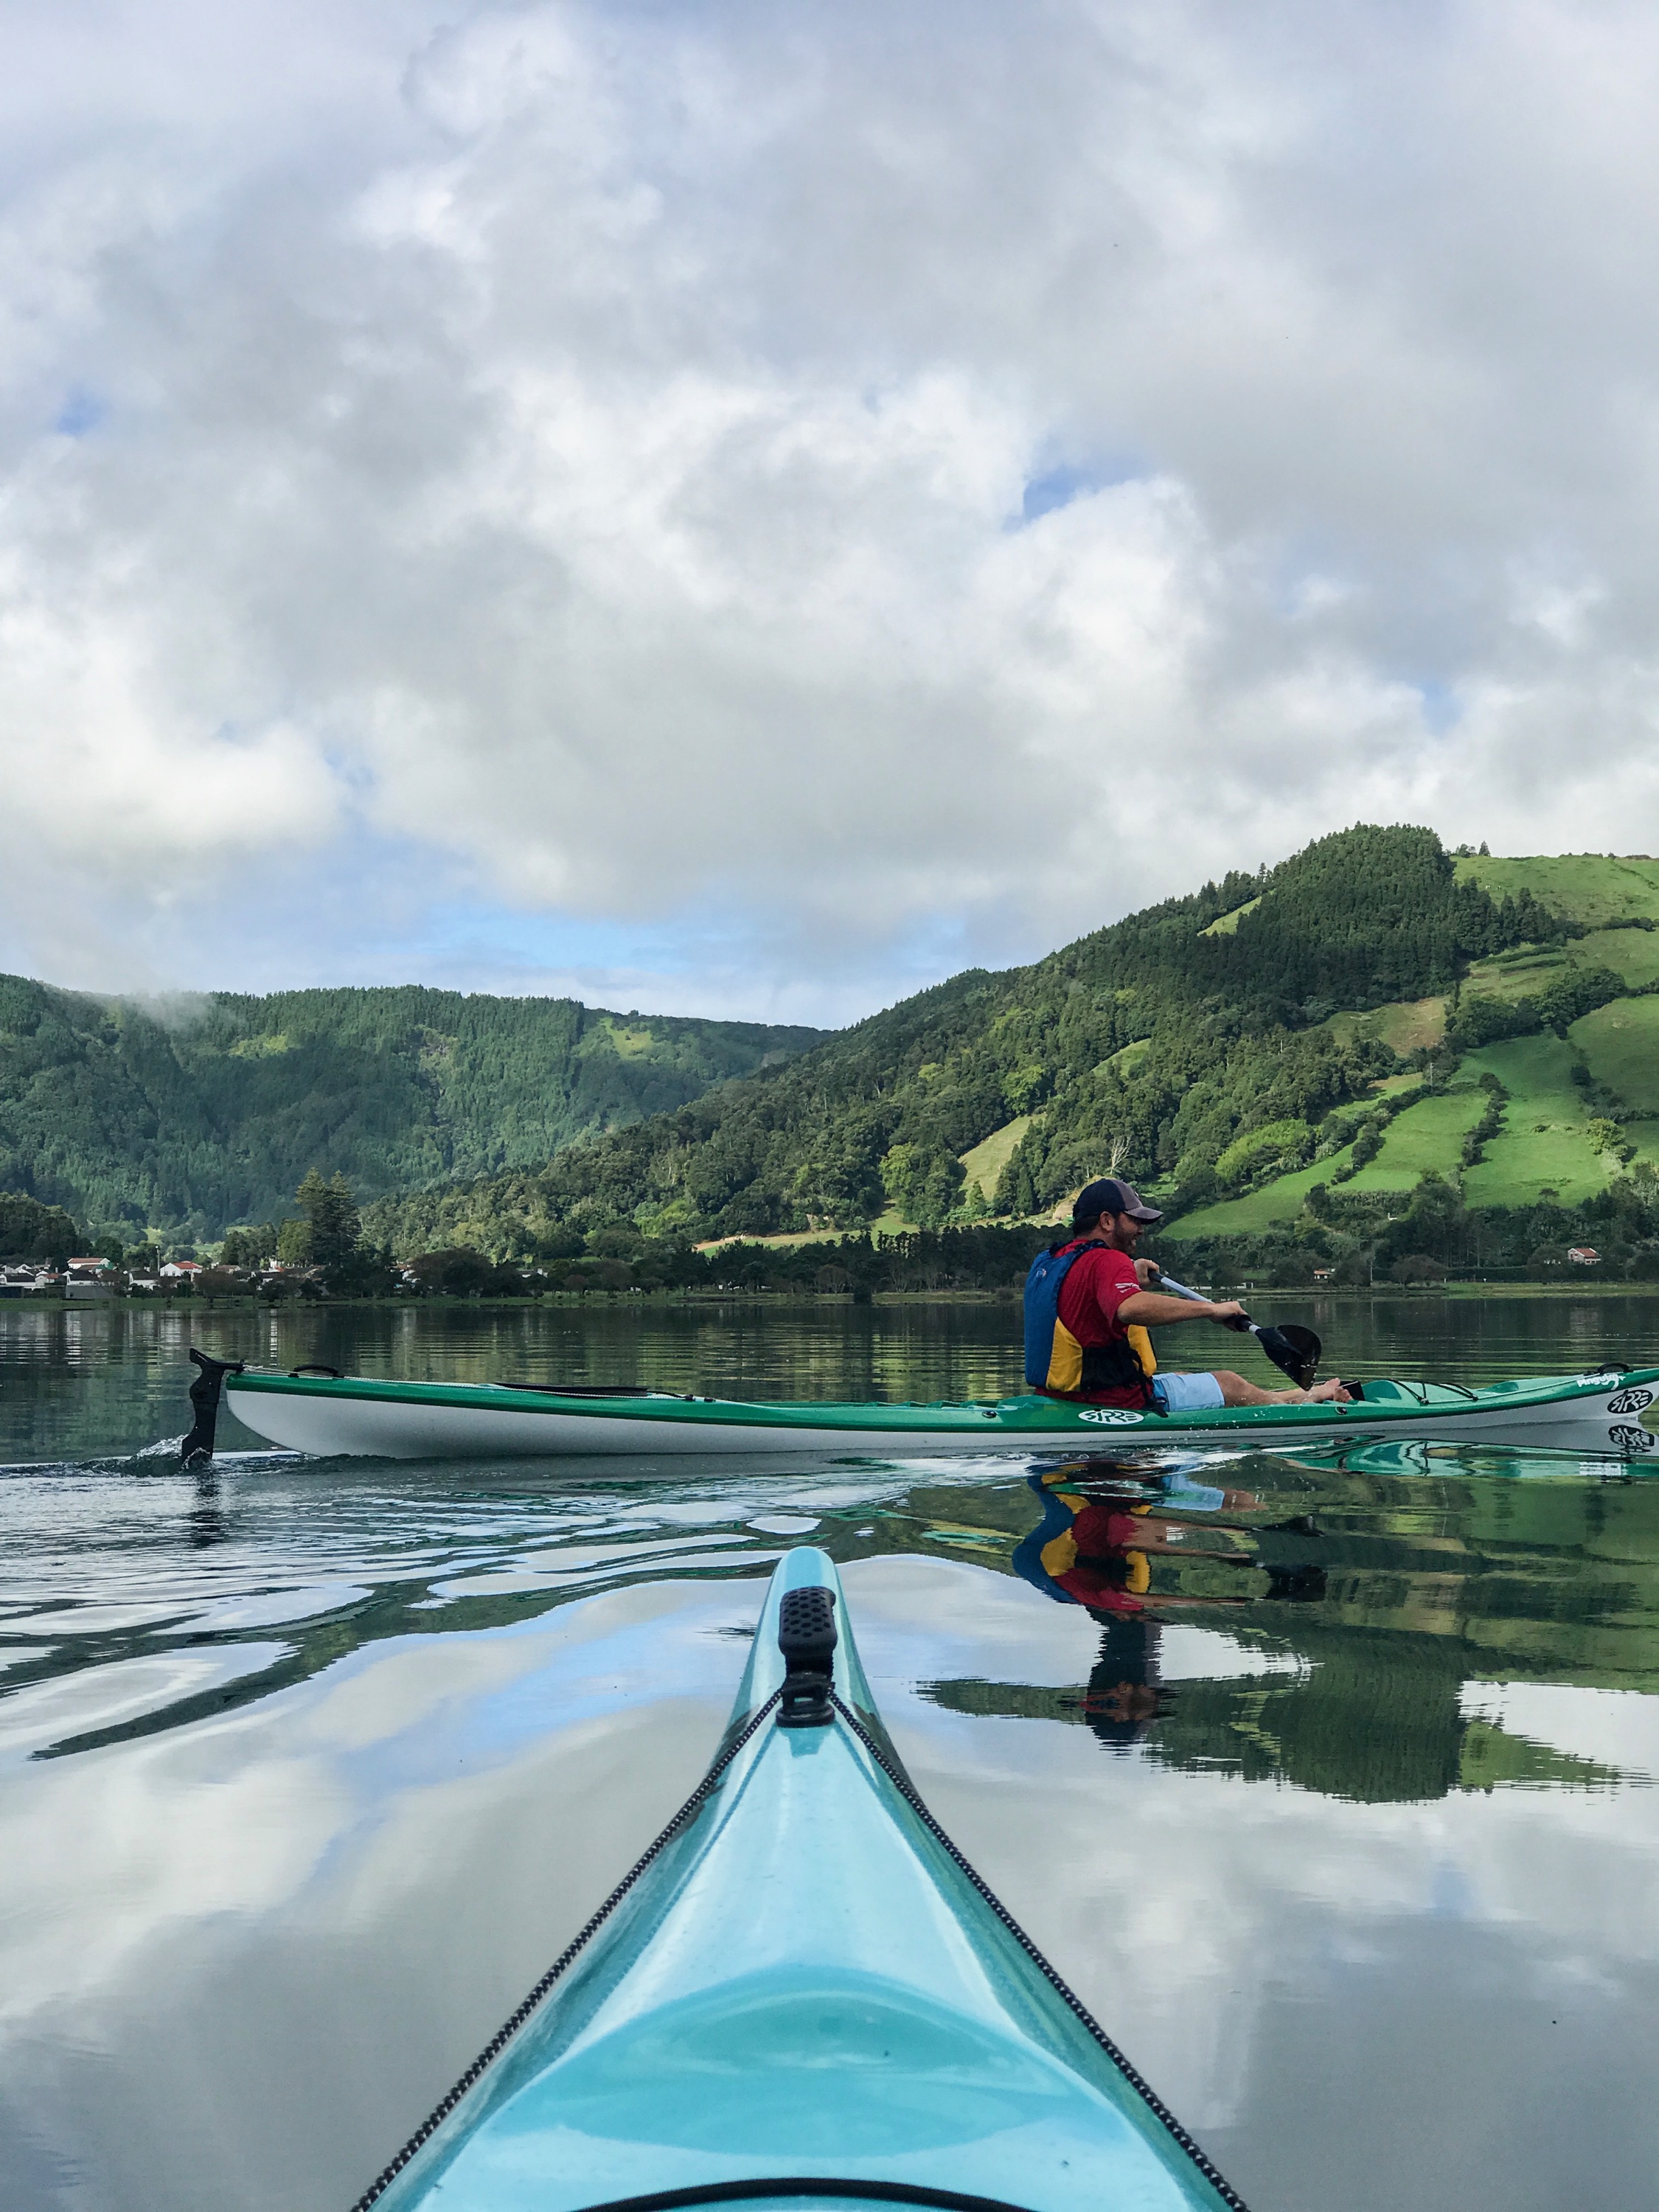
[1024,1178,1351,1413]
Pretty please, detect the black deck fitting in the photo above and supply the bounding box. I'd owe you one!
[776,1585,838,1729]
[181,1349,246,1467]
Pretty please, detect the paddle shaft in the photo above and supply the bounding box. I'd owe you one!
[1152,1273,1322,1388]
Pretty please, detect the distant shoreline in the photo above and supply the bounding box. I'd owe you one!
[5,1281,1659,1312]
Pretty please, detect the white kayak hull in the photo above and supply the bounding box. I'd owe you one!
[221,1368,1659,1461]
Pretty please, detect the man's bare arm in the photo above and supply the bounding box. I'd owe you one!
[1116,1291,1248,1327]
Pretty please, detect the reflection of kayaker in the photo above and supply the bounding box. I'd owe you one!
[1083,1615,1167,1750]
[1015,1466,1326,1753]
[1013,1465,1328,1620]
[1013,1467,1258,1617]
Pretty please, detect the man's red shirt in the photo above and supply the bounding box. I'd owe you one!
[1047,1499,1152,1614]
[1054,1239,1150,1408]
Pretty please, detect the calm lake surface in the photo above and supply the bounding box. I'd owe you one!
[4,1295,1659,2212]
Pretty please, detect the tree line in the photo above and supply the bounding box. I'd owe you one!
[0,973,822,1247]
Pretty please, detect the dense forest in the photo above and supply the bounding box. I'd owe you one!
[363,826,1568,1256]
[0,978,822,1242]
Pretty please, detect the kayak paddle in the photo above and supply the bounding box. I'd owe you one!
[1156,1271,1323,1388]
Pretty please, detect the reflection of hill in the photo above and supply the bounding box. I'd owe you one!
[922,1632,1621,1801]
[889,1458,1659,1804]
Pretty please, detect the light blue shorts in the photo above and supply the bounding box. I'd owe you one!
[1150,1370,1227,1413]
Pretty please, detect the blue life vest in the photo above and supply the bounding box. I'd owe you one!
[1023,1239,1154,1399]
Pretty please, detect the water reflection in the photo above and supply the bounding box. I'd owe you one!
[4,1306,1659,2210]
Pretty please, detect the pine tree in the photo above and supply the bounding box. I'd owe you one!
[296,1169,361,1271]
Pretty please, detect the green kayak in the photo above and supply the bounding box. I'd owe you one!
[352,1547,1245,2212]
[203,1356,1659,1461]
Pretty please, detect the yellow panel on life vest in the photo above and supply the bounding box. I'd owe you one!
[1040,1530,1080,1580]
[1045,1320,1085,1394]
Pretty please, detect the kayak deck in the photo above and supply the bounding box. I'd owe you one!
[220,1363,1659,1460]
[361,1548,1242,2212]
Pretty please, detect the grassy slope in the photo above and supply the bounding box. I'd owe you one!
[1166,857,1659,1234]
[1162,1144,1358,1237]
[1329,998,1447,1052]
[1463,928,1659,1003]
[1173,1028,1629,1227]
[959,1116,1033,1199]
[1343,1087,1489,1191]
[1579,930,1659,990]
[1169,1085,1489,1238]
[1455,852,1659,925]
[1573,997,1659,1114]
[1200,895,1262,937]
[1460,1036,1610,1207]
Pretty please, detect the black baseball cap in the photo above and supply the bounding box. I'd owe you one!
[1074,1178,1164,1225]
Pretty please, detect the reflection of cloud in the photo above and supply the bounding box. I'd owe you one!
[10,4,1659,1009]
[0,1578,759,2209]
[0,1642,291,1761]
[841,1554,1659,2183]
[1461,1681,1659,1781]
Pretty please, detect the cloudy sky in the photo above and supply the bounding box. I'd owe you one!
[4,0,1658,1023]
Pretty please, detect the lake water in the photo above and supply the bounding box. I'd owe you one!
[4,1295,1659,2212]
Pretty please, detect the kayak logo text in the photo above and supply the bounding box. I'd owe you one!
[1608,1425,1657,1453]
[1607,1387,1655,1414]
[1076,1408,1145,1426]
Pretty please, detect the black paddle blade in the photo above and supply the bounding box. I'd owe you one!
[1256,1322,1321,1389]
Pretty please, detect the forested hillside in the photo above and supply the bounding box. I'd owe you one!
[364,825,1589,1258]
[0,979,822,1242]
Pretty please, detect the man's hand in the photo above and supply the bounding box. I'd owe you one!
[1208,1299,1250,1328]
[1134,1258,1162,1287]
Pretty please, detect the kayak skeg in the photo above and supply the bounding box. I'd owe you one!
[355,1548,1246,2212]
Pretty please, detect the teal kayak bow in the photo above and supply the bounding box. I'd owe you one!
[352,1548,1245,2212]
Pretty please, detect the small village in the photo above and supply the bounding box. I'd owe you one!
[0,1255,566,1301]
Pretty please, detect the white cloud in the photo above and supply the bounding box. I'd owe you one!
[4,0,1659,1010]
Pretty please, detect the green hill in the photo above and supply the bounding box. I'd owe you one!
[364,824,1643,1267]
[19,824,1659,1277]
[0,978,824,1243]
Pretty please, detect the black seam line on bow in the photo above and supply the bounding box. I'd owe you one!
[345,1689,785,2211]
[828,1694,1253,2212]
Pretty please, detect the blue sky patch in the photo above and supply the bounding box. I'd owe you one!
[55,386,105,437]
[1017,456,1140,526]
[1417,680,1461,737]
